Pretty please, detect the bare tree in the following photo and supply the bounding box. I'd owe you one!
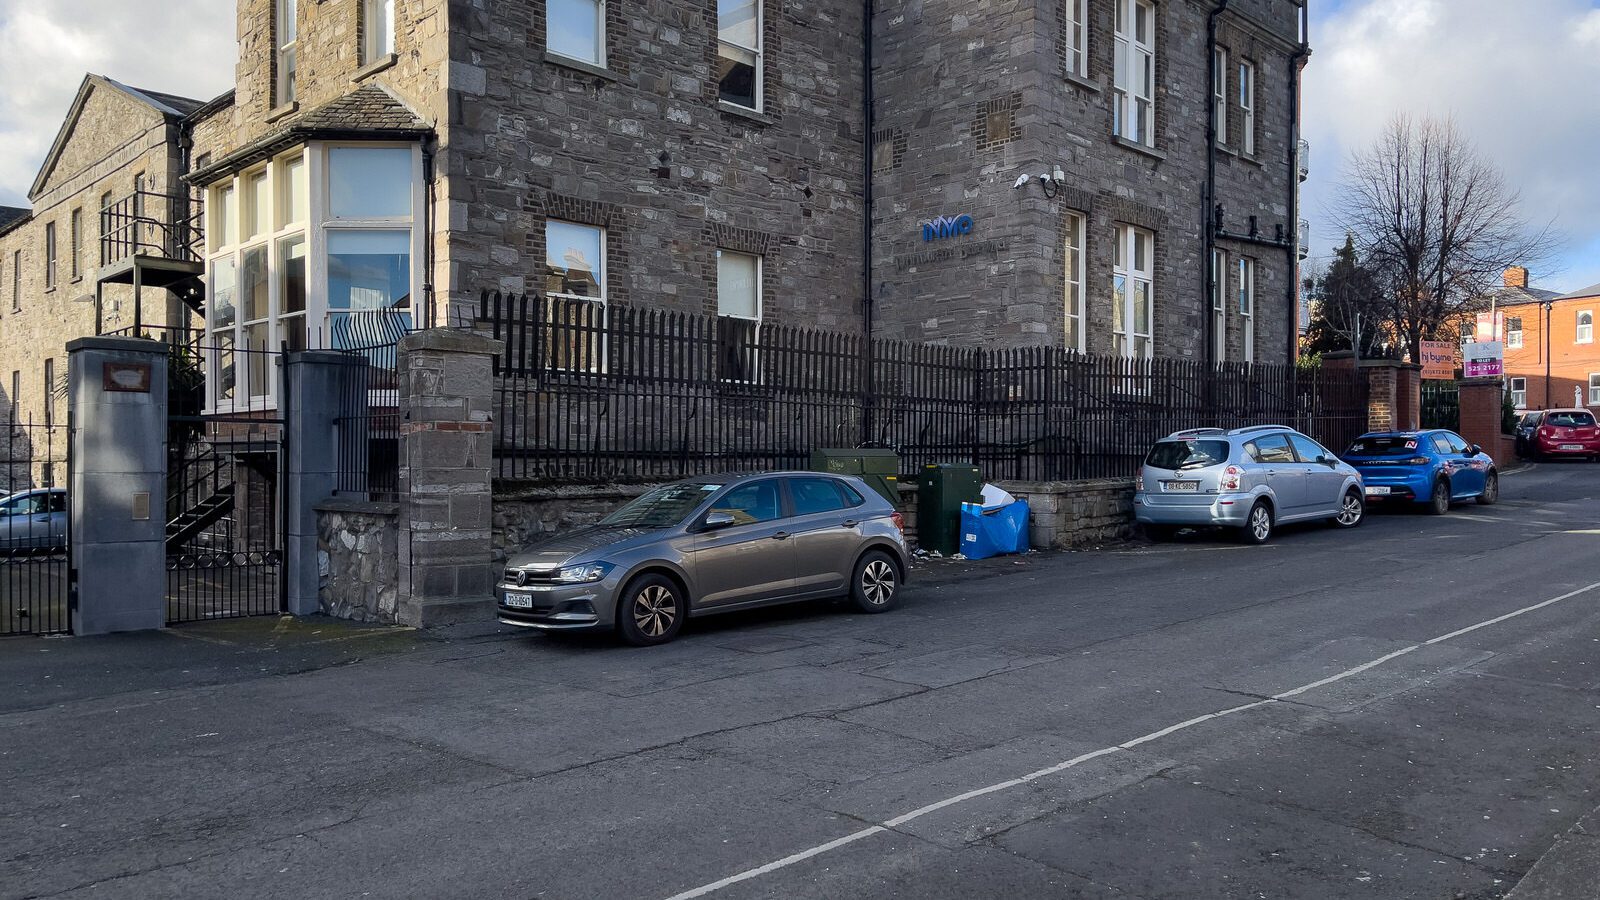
[1332,115,1557,362]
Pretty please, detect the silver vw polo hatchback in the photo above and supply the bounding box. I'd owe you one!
[1133,426,1365,544]
[497,472,910,646]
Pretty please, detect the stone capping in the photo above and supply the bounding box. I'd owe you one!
[315,498,399,516]
[544,51,622,84]
[65,335,168,355]
[352,53,399,83]
[399,328,504,355]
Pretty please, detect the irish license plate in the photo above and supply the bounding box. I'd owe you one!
[1163,481,1199,492]
[1365,486,1391,495]
[1561,444,1583,451]
[503,591,534,609]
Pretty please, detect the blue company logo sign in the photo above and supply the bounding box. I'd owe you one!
[922,214,974,242]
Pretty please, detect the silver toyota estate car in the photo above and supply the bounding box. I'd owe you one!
[497,472,911,646]
[1134,425,1365,544]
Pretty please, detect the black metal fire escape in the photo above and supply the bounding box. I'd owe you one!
[95,189,205,341]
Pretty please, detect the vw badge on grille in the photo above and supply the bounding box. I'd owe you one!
[515,569,529,587]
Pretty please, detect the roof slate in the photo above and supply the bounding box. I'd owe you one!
[0,205,28,235]
[1555,282,1600,302]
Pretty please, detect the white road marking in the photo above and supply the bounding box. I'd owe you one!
[660,580,1600,900]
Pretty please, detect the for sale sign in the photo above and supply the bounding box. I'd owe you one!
[1420,340,1457,380]
[1463,341,1504,378]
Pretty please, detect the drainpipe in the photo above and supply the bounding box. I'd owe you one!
[1287,2,1311,364]
[861,0,876,445]
[423,138,437,328]
[1203,0,1229,368]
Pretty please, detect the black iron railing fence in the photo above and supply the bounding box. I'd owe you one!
[479,291,1371,485]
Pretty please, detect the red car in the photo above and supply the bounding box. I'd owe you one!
[1531,409,1600,460]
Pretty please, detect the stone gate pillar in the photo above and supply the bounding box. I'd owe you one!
[395,330,504,627]
[67,337,168,635]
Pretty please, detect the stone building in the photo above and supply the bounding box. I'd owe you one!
[2,0,1311,426]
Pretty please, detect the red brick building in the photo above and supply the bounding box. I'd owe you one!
[1474,267,1598,412]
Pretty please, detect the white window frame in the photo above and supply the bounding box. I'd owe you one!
[1210,248,1227,361]
[203,142,423,413]
[715,249,763,384]
[1066,0,1089,79]
[1239,59,1256,156]
[1506,316,1524,349]
[1510,377,1527,409]
[275,0,297,105]
[1112,223,1155,360]
[544,219,608,374]
[362,0,395,64]
[547,0,606,68]
[1113,0,1156,147]
[1577,310,1593,344]
[1064,212,1085,353]
[717,0,763,112]
[1212,46,1227,148]
[1238,256,1256,363]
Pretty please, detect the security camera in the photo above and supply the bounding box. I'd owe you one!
[1052,165,1066,184]
[1013,173,1031,189]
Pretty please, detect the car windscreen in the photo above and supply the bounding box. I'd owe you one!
[1145,440,1230,471]
[1546,412,1596,427]
[600,482,722,528]
[1345,436,1418,457]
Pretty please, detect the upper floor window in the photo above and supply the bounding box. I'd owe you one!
[1065,0,1088,79]
[548,0,604,66]
[1210,248,1227,361]
[1238,60,1256,156]
[70,208,83,279]
[362,0,395,64]
[717,0,762,110]
[716,249,761,383]
[1578,310,1593,344]
[1238,256,1256,363]
[1506,316,1524,349]
[1212,47,1227,148]
[1112,223,1154,359]
[1064,212,1085,353]
[1113,0,1155,146]
[11,249,20,311]
[276,0,298,105]
[44,223,57,290]
[98,191,112,265]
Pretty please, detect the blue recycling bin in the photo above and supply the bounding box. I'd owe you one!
[958,500,1030,560]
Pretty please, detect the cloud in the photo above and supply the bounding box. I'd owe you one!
[1302,0,1600,291]
[0,0,234,206]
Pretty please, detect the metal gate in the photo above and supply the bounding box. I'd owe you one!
[165,419,284,625]
[1,419,70,636]
[1422,380,1461,431]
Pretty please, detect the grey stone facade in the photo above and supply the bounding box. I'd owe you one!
[316,500,401,622]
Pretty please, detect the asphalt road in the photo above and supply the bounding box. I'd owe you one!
[4,462,1599,899]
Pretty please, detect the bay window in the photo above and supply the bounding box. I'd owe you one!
[1238,256,1255,363]
[1112,224,1154,359]
[1064,213,1085,353]
[717,0,762,110]
[204,143,421,410]
[1113,0,1155,146]
[716,250,762,383]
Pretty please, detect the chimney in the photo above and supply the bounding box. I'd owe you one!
[1503,266,1529,289]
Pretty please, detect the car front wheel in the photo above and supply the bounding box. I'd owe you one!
[1478,473,1499,505]
[850,551,900,613]
[1427,478,1451,515]
[1333,490,1364,528]
[616,574,685,646]
[1241,501,1274,545]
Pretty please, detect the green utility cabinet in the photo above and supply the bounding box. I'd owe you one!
[809,449,901,506]
[916,463,983,555]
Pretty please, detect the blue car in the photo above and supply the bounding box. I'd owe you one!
[1342,430,1498,515]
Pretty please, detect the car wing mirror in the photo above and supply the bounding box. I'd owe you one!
[702,511,737,530]
[1471,445,1483,456]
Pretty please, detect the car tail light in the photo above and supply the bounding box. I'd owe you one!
[1135,472,1145,491]
[890,512,906,535]
[1407,457,1430,465]
[1220,465,1243,491]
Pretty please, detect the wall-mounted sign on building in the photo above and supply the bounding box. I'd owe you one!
[1463,341,1505,378]
[922,214,974,242]
[1419,340,1457,380]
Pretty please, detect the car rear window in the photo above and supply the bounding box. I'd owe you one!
[1146,440,1230,471]
[1547,412,1597,427]
[1346,436,1418,456]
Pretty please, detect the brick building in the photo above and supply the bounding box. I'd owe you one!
[2,0,1311,422]
[1476,267,1600,412]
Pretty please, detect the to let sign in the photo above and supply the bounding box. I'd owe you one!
[1463,341,1505,378]
[1419,340,1456,380]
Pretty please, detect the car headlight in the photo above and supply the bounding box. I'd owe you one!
[557,562,614,584]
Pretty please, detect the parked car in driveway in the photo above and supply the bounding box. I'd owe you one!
[1524,409,1600,460]
[0,488,67,551]
[1342,430,1498,514]
[1513,411,1545,459]
[1134,425,1365,545]
[497,472,910,646]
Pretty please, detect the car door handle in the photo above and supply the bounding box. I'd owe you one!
[772,532,790,541]
[842,520,859,528]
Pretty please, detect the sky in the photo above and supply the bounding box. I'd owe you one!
[2,0,1600,294]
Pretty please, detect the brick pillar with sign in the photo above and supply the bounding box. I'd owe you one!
[1460,378,1513,468]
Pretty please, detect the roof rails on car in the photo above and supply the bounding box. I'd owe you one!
[1165,427,1228,439]
[1226,424,1293,436]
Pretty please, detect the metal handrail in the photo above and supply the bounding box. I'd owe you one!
[100,190,204,266]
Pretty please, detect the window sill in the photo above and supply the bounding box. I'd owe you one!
[1063,72,1102,94]
[1237,152,1265,169]
[1112,136,1166,162]
[544,51,620,83]
[352,53,398,83]
[265,101,299,124]
[717,101,774,127]
[1214,144,1236,159]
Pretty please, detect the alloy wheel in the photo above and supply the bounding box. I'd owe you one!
[1336,492,1363,526]
[860,559,896,605]
[1250,506,1272,542]
[632,585,677,637]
